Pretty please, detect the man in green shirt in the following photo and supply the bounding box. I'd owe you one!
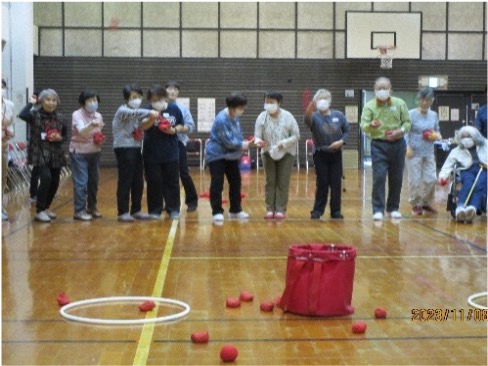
[360,77,412,221]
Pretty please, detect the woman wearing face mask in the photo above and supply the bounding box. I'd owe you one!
[254,91,300,219]
[439,126,487,223]
[69,89,105,221]
[405,87,442,216]
[112,84,160,222]
[18,89,67,223]
[205,92,253,223]
[2,77,15,221]
[305,89,349,220]
[141,85,184,220]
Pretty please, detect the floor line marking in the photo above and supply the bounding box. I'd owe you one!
[132,219,179,366]
[170,255,487,260]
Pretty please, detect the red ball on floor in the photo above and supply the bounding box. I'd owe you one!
[374,307,387,319]
[138,300,156,312]
[260,301,274,312]
[191,330,209,344]
[220,344,238,362]
[56,292,70,306]
[352,321,367,334]
[226,297,241,308]
[240,291,254,302]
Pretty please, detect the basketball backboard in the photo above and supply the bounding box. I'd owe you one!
[346,12,421,59]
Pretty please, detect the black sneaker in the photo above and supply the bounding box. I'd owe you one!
[310,211,321,220]
[187,203,198,212]
[331,212,344,219]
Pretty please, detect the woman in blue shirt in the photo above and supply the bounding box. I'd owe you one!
[205,93,253,223]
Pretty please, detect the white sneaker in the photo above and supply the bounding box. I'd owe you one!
[118,213,135,222]
[372,212,383,221]
[389,211,402,219]
[213,213,224,222]
[465,206,476,222]
[229,211,249,219]
[45,210,57,219]
[133,211,150,220]
[148,213,161,220]
[74,210,92,221]
[455,207,466,222]
[35,211,51,223]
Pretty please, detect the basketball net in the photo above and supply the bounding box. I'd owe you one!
[376,46,396,69]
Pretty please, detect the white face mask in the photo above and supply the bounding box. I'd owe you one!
[152,101,167,112]
[461,137,475,148]
[316,99,330,111]
[264,103,278,115]
[85,101,98,113]
[128,98,142,109]
[2,89,7,99]
[375,90,390,101]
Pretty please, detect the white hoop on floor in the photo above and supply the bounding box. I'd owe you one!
[467,292,488,310]
[60,296,191,325]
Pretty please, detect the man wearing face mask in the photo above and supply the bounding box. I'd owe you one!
[141,85,184,220]
[165,81,198,212]
[2,77,15,221]
[254,91,300,219]
[439,126,487,223]
[305,89,349,220]
[112,84,160,222]
[69,89,105,221]
[360,77,411,221]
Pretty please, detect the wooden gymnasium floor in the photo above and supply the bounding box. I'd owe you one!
[2,166,487,365]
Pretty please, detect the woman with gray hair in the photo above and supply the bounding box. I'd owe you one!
[304,89,349,219]
[18,89,67,223]
[405,87,441,215]
[438,126,487,223]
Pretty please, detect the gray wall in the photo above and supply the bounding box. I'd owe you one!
[33,57,487,167]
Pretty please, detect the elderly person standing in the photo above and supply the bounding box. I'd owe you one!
[70,89,105,221]
[2,77,15,221]
[439,126,487,223]
[360,77,411,221]
[305,89,349,219]
[18,89,68,223]
[254,91,299,219]
[406,87,441,215]
[205,92,253,223]
[165,81,199,212]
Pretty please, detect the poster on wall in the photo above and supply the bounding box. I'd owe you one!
[177,98,190,110]
[345,105,358,123]
[438,106,450,121]
[197,98,216,132]
[450,108,459,122]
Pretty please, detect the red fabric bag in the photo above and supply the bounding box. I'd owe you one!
[279,243,356,317]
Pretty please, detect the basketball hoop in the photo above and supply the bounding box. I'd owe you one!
[376,45,396,69]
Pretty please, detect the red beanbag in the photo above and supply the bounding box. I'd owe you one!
[374,307,387,319]
[220,345,238,362]
[158,116,172,131]
[93,131,106,144]
[191,330,209,344]
[439,178,448,186]
[46,128,61,141]
[260,301,274,312]
[422,129,433,140]
[240,291,254,302]
[138,300,156,312]
[226,297,241,308]
[352,321,367,334]
[57,292,70,306]
[132,128,144,141]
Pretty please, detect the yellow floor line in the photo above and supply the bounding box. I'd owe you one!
[132,219,179,366]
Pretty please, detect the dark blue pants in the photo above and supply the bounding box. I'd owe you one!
[144,159,180,215]
[312,150,343,216]
[114,147,144,216]
[208,159,242,215]
[178,141,198,207]
[371,139,406,214]
[458,165,487,210]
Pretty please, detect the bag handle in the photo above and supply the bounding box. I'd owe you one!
[308,260,322,314]
[280,259,306,311]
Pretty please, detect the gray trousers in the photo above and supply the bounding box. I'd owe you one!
[371,139,406,214]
